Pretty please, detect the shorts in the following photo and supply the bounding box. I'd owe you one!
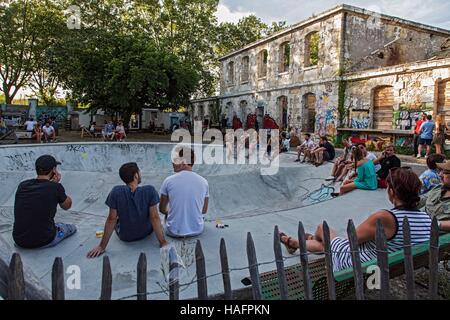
[323,151,330,161]
[419,138,432,146]
[330,237,377,273]
[378,179,388,189]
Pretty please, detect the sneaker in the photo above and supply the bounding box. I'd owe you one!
[417,154,421,158]
[325,176,335,181]
[294,159,300,162]
[331,193,340,198]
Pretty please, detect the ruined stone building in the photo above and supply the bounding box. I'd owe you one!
[190,4,450,145]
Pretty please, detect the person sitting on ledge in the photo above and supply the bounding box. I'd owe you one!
[295,133,315,163]
[279,168,432,272]
[159,148,209,238]
[310,136,335,167]
[373,144,401,189]
[419,154,445,195]
[87,163,167,258]
[13,155,76,249]
[326,138,352,181]
[419,161,450,232]
[331,146,378,197]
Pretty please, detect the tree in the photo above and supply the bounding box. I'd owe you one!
[0,0,63,104]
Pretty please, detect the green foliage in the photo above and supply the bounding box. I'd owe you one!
[338,80,347,128]
[395,146,415,156]
[309,32,320,66]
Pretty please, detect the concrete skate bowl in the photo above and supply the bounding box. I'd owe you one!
[0,142,335,224]
[1,142,376,300]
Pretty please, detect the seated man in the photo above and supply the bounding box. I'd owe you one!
[0,116,8,135]
[87,163,167,258]
[310,136,335,166]
[42,122,56,142]
[13,155,75,249]
[159,148,209,238]
[419,161,450,232]
[102,121,115,141]
[279,132,290,153]
[294,133,315,162]
[373,144,401,188]
[24,117,37,133]
[419,154,445,195]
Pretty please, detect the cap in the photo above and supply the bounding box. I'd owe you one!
[437,161,450,172]
[35,155,61,171]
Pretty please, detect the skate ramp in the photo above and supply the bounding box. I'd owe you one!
[0,143,390,299]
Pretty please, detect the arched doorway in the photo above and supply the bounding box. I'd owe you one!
[239,100,248,124]
[373,86,394,130]
[302,93,316,133]
[438,79,450,123]
[277,96,288,129]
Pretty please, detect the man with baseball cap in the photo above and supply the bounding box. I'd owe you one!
[13,155,76,248]
[419,161,450,232]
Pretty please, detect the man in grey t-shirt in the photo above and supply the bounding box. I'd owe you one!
[159,148,209,238]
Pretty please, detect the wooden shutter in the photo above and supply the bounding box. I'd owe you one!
[438,80,450,123]
[373,86,394,130]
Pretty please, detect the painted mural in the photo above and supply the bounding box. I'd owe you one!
[315,92,337,137]
[36,106,68,122]
[393,106,432,130]
[350,110,370,129]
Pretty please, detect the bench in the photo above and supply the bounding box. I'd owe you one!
[256,233,450,300]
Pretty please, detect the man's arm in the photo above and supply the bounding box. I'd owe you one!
[159,194,169,216]
[87,208,118,258]
[202,197,209,214]
[60,196,72,210]
[149,205,167,247]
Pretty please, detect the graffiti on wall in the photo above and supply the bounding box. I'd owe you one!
[315,92,337,137]
[350,110,370,129]
[36,106,67,122]
[395,136,414,148]
[393,107,432,131]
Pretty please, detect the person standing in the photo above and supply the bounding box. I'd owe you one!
[417,115,435,158]
[159,148,209,238]
[433,115,450,155]
[13,155,75,249]
[413,113,426,156]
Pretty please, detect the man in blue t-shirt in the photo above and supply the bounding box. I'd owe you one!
[418,115,435,159]
[87,163,167,258]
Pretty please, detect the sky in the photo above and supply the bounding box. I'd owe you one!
[216,0,450,30]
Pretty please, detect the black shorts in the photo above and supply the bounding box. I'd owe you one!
[323,151,331,161]
[419,138,432,146]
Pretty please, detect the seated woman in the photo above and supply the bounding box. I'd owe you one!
[332,147,377,197]
[32,123,43,143]
[419,154,445,195]
[326,138,352,181]
[280,168,432,272]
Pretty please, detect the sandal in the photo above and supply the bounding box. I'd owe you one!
[279,232,297,255]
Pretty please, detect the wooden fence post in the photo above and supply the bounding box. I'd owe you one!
[196,240,208,300]
[298,222,313,300]
[375,219,389,300]
[8,253,25,300]
[347,220,365,300]
[403,217,415,300]
[169,247,179,300]
[51,257,65,300]
[429,217,439,300]
[220,238,232,300]
[100,256,112,300]
[137,253,147,300]
[273,225,288,300]
[322,221,336,300]
[247,232,262,300]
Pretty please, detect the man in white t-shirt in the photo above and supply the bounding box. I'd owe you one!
[24,118,37,132]
[42,122,56,143]
[294,133,315,162]
[159,148,209,238]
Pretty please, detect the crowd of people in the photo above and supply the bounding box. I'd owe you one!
[413,112,450,158]
[89,120,128,142]
[12,149,209,257]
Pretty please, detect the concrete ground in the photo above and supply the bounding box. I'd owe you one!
[0,142,427,300]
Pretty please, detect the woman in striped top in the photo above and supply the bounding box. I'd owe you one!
[280,167,432,272]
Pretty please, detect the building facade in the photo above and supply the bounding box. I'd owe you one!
[190,4,450,145]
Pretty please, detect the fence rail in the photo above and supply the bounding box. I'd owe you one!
[1,217,449,300]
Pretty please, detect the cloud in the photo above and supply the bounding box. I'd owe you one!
[215,4,254,24]
[218,0,450,29]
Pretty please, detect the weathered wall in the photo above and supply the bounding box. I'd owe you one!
[344,12,449,72]
[345,62,450,130]
[219,13,343,97]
